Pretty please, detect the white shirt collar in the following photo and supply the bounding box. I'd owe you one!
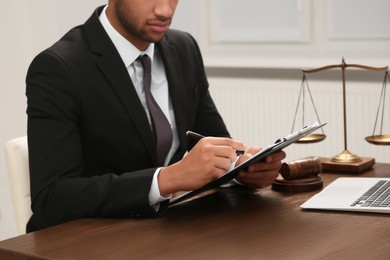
[98,5,155,67]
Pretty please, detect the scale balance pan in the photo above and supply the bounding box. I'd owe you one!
[296,133,326,144]
[365,135,390,145]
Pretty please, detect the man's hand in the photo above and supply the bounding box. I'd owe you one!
[158,137,247,196]
[235,146,286,189]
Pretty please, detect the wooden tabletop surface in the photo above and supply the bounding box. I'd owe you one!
[1,162,390,259]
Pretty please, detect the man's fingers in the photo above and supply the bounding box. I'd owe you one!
[202,137,248,153]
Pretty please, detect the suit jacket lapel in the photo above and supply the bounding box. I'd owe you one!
[84,7,157,163]
[158,39,189,155]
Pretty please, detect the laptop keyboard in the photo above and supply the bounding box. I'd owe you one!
[351,180,390,207]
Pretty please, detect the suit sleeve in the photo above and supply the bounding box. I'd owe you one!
[26,51,159,232]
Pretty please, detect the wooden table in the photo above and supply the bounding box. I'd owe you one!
[1,163,390,259]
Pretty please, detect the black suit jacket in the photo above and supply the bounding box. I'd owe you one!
[25,6,229,232]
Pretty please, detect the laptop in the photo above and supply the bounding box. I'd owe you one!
[301,177,390,214]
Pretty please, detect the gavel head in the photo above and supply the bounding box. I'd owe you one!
[280,157,322,180]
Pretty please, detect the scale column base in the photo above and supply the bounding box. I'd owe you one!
[331,150,362,163]
[320,156,375,174]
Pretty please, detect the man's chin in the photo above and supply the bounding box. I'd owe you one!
[147,33,167,43]
[140,29,168,43]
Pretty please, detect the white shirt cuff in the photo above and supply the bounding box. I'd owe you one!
[149,167,172,211]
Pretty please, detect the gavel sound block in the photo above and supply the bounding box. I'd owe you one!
[272,157,323,192]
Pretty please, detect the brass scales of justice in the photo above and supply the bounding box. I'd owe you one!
[291,58,389,173]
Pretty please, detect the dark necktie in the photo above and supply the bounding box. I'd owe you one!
[138,54,173,166]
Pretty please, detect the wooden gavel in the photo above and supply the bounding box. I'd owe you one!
[280,157,322,180]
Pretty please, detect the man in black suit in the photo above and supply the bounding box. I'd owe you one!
[26,0,285,232]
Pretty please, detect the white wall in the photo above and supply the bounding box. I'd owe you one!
[1,0,389,240]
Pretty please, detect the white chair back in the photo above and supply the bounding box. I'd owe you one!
[5,136,32,235]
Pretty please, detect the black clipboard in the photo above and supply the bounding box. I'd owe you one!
[169,121,326,206]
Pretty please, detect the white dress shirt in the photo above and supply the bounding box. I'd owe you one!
[99,5,178,208]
